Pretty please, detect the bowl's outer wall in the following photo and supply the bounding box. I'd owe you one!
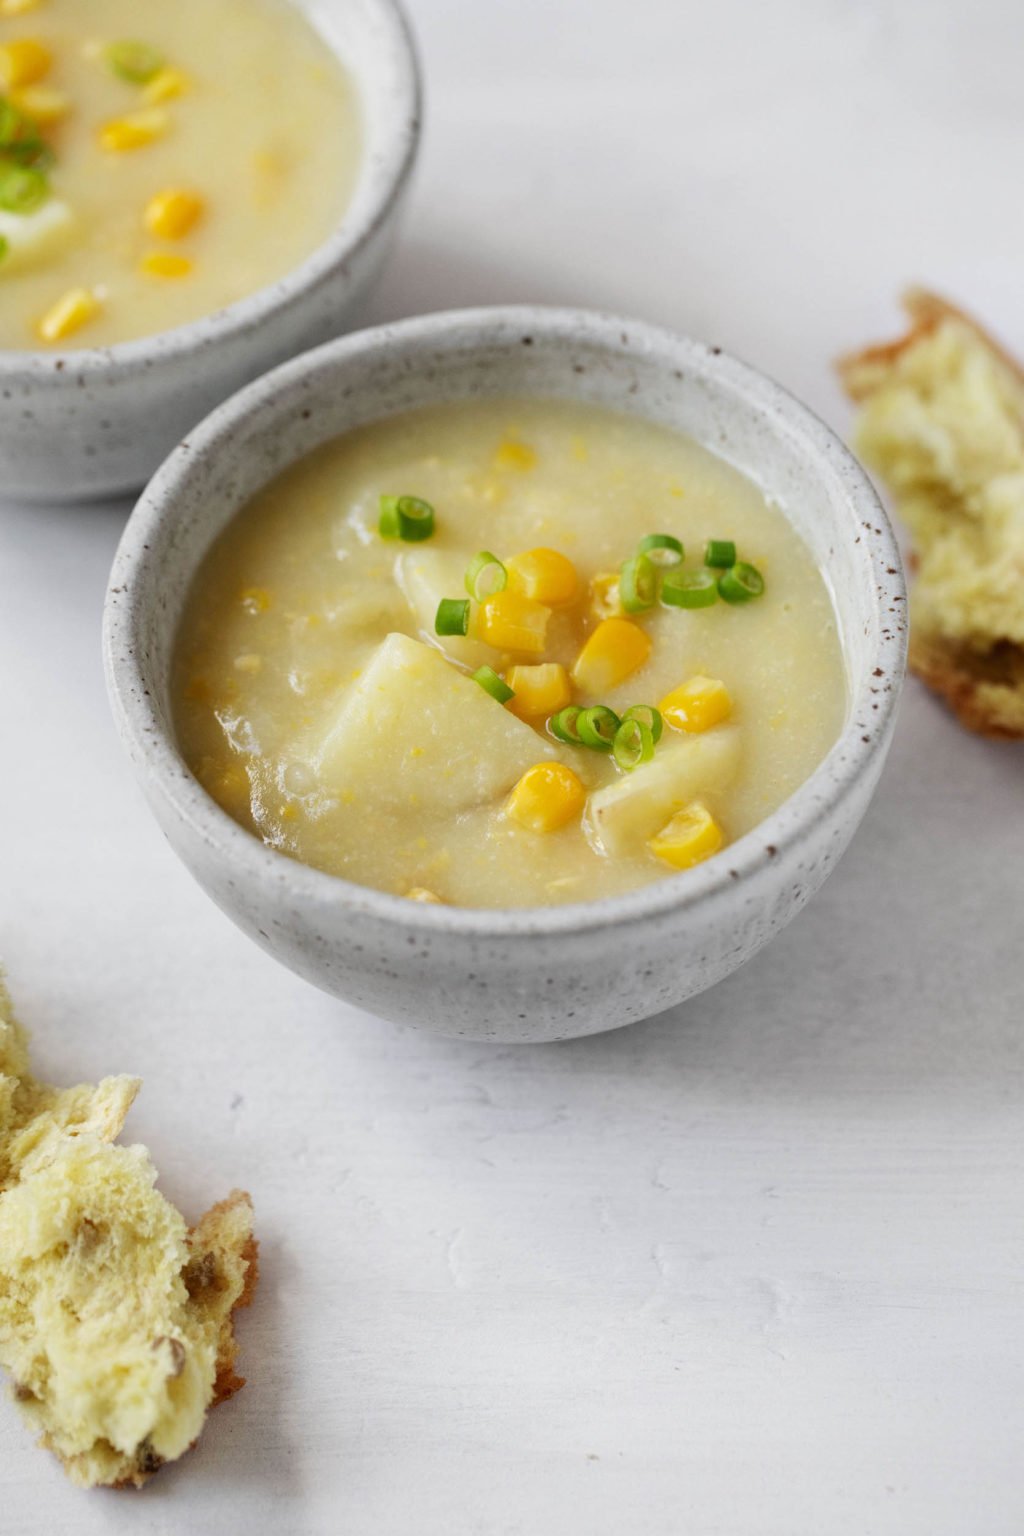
[105,311,907,1042]
[0,0,419,502]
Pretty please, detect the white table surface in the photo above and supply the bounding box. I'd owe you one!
[2,0,1023,1531]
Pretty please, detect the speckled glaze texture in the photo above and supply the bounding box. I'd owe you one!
[103,308,907,1042]
[0,0,420,504]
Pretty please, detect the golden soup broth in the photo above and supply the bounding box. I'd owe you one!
[174,400,847,908]
[0,0,359,349]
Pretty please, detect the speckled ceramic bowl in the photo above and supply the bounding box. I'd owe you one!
[0,0,420,504]
[103,307,907,1042]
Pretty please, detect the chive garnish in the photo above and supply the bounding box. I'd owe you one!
[378,494,435,542]
[106,40,166,85]
[464,551,507,602]
[619,553,657,613]
[704,539,736,568]
[435,597,470,636]
[549,705,583,744]
[613,717,655,771]
[621,704,663,744]
[637,533,684,567]
[576,705,621,752]
[718,561,765,604]
[0,160,48,214]
[661,569,718,609]
[473,665,514,703]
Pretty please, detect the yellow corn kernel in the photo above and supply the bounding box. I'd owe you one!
[405,887,445,904]
[143,66,190,104]
[571,617,651,695]
[505,662,571,721]
[144,186,204,241]
[0,38,51,88]
[240,586,272,614]
[648,801,723,870]
[660,675,732,734]
[477,590,551,655]
[506,547,578,608]
[0,0,43,16]
[11,85,69,124]
[493,437,536,472]
[98,107,169,153]
[506,762,585,833]
[36,287,100,344]
[140,250,193,279]
[590,571,622,620]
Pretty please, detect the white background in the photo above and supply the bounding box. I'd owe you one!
[2,0,1023,1531]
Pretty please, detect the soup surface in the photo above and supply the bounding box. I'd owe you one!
[173,399,846,909]
[0,0,359,349]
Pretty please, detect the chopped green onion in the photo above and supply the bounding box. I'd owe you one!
[661,569,718,609]
[473,665,514,703]
[0,98,52,168]
[619,553,657,613]
[637,533,684,567]
[0,160,48,214]
[577,705,621,752]
[549,705,583,743]
[106,40,166,84]
[704,539,737,568]
[464,550,507,601]
[379,494,435,542]
[613,718,655,771]
[435,597,470,636]
[718,561,765,604]
[621,704,663,744]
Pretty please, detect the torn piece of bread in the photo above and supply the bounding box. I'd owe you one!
[838,288,1024,738]
[0,976,257,1488]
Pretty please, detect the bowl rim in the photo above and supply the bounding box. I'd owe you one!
[103,304,908,939]
[0,0,421,379]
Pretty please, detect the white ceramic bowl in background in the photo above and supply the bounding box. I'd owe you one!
[103,308,907,1043]
[0,0,420,504]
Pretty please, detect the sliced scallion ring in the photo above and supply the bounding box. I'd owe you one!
[549,705,583,743]
[435,597,470,636]
[106,40,166,84]
[577,705,621,751]
[378,494,435,542]
[619,553,658,613]
[621,704,663,744]
[464,550,508,601]
[718,561,765,604]
[637,533,684,567]
[613,717,655,771]
[473,665,514,703]
[704,539,736,569]
[661,568,718,609]
[0,161,48,214]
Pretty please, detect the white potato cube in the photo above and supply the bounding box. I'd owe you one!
[395,549,496,669]
[0,200,75,276]
[313,632,562,813]
[585,727,740,856]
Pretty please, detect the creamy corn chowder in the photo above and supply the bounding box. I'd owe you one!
[0,0,359,349]
[173,399,846,909]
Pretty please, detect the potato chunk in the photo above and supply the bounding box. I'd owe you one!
[395,549,495,669]
[314,633,562,813]
[585,727,740,856]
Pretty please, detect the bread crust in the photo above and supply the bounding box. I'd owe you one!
[838,288,1024,739]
